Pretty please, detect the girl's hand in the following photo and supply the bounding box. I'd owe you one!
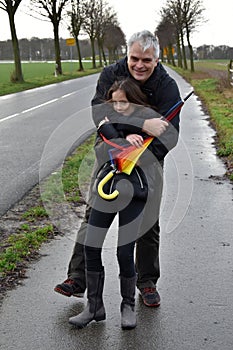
[126,134,144,148]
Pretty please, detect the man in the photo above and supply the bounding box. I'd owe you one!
[54,30,181,307]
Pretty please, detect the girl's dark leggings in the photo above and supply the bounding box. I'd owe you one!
[85,198,145,278]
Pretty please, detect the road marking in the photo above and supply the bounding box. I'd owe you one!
[61,92,76,98]
[0,113,20,123]
[0,84,95,125]
[0,98,59,124]
[21,98,59,113]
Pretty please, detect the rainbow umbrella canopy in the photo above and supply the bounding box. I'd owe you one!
[97,91,193,200]
[102,134,154,175]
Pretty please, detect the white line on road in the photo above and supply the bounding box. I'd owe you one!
[0,113,20,123]
[0,84,94,125]
[0,98,58,124]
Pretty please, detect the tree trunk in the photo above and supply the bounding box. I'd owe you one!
[97,38,103,67]
[8,11,24,82]
[176,34,183,68]
[186,28,195,72]
[180,31,188,70]
[188,44,194,72]
[108,48,114,64]
[160,47,164,63]
[75,35,84,71]
[90,37,96,69]
[113,48,118,61]
[168,44,176,67]
[53,22,62,75]
[101,46,107,66]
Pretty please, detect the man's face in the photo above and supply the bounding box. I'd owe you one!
[127,42,159,83]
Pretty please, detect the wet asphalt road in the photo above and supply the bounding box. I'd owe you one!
[0,69,233,350]
[0,75,97,216]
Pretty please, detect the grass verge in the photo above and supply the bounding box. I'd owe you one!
[168,61,233,181]
[0,61,102,96]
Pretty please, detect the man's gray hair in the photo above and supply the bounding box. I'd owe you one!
[127,30,160,59]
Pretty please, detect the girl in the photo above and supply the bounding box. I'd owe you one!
[69,78,166,329]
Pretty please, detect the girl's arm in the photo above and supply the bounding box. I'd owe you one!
[98,119,121,139]
[126,134,144,148]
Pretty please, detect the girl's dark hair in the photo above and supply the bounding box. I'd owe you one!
[107,78,149,106]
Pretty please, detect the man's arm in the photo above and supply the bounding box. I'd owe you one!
[142,118,168,137]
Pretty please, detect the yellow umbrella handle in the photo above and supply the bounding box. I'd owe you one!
[97,170,119,200]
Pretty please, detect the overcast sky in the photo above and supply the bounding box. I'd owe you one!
[0,0,232,47]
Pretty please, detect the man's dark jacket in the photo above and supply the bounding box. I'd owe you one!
[91,57,181,161]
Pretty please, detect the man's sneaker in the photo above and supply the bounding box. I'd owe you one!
[54,279,85,297]
[139,287,161,307]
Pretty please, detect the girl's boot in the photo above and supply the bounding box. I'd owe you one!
[69,269,106,328]
[120,275,137,330]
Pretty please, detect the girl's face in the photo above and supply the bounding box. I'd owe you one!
[112,89,133,116]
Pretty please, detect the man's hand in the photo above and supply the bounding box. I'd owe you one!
[142,118,168,137]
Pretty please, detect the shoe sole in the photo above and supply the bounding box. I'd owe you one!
[54,287,72,297]
[142,300,160,307]
[54,287,84,298]
[122,324,137,330]
[69,314,106,328]
[139,293,161,307]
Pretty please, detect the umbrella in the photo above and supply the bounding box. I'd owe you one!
[98,91,194,200]
[164,90,194,121]
[97,135,153,200]
[109,136,154,175]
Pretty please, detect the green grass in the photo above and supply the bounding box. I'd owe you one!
[0,225,54,273]
[21,206,49,222]
[0,61,102,96]
[192,59,229,71]
[41,134,96,205]
[193,79,233,157]
[167,60,233,180]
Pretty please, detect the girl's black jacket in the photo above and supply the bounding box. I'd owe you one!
[93,106,164,201]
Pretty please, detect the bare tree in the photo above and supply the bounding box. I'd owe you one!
[155,16,176,65]
[68,0,86,71]
[0,0,24,82]
[160,0,206,71]
[81,0,99,68]
[103,24,125,63]
[68,0,124,68]
[30,0,70,75]
[182,0,205,72]
[95,1,119,67]
[161,0,187,69]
